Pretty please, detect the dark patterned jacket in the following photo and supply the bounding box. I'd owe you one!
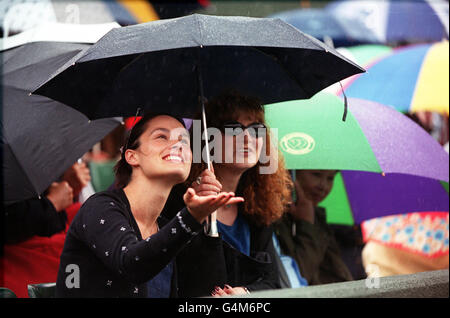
[56,188,202,297]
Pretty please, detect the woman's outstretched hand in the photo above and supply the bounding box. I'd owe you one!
[183,187,244,224]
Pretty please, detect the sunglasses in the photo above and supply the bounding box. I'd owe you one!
[221,121,266,138]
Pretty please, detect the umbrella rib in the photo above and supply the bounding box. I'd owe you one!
[193,14,204,46]
[116,52,147,74]
[279,18,330,52]
[33,48,90,94]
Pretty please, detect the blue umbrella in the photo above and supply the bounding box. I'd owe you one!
[326,0,449,45]
[269,8,379,47]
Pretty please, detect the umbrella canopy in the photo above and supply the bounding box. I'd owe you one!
[32,14,363,238]
[265,92,449,224]
[264,93,449,182]
[320,171,449,225]
[33,13,364,119]
[2,40,121,205]
[336,44,393,66]
[361,212,449,258]
[324,44,393,95]
[341,41,449,115]
[268,8,380,48]
[325,0,449,45]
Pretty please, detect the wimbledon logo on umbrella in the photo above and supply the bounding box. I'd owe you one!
[279,132,315,155]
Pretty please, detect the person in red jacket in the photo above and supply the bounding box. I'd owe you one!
[1,161,90,297]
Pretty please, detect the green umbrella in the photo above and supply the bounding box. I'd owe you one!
[264,92,448,180]
[265,93,380,172]
[264,93,449,224]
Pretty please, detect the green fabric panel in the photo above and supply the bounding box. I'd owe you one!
[441,181,449,193]
[264,93,382,172]
[347,44,393,66]
[318,172,354,225]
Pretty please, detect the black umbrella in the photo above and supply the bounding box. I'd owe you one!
[2,41,121,205]
[33,14,364,235]
[33,14,364,119]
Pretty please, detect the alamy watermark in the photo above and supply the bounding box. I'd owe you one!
[365,264,381,289]
[64,3,81,24]
[65,264,80,289]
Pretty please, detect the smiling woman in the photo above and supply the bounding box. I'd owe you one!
[55,112,243,298]
[115,114,192,188]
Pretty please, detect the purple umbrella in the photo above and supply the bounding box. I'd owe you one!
[265,93,449,224]
[265,95,449,181]
[348,98,449,181]
[321,171,449,225]
[325,0,449,45]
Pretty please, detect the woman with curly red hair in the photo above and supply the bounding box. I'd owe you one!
[168,90,293,297]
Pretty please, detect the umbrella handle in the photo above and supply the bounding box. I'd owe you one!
[201,104,219,237]
[198,61,219,237]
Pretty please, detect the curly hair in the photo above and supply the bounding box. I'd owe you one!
[187,90,293,226]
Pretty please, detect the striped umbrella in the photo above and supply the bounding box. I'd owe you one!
[265,93,449,181]
[337,44,393,67]
[101,0,158,25]
[342,41,449,115]
[267,8,380,48]
[264,93,449,224]
[325,0,449,45]
[324,44,393,95]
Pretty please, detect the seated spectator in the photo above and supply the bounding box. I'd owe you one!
[1,161,90,297]
[274,170,353,285]
[4,161,91,244]
[361,212,449,277]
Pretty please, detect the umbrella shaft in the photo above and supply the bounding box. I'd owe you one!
[204,213,219,237]
[201,105,211,171]
[199,74,218,237]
